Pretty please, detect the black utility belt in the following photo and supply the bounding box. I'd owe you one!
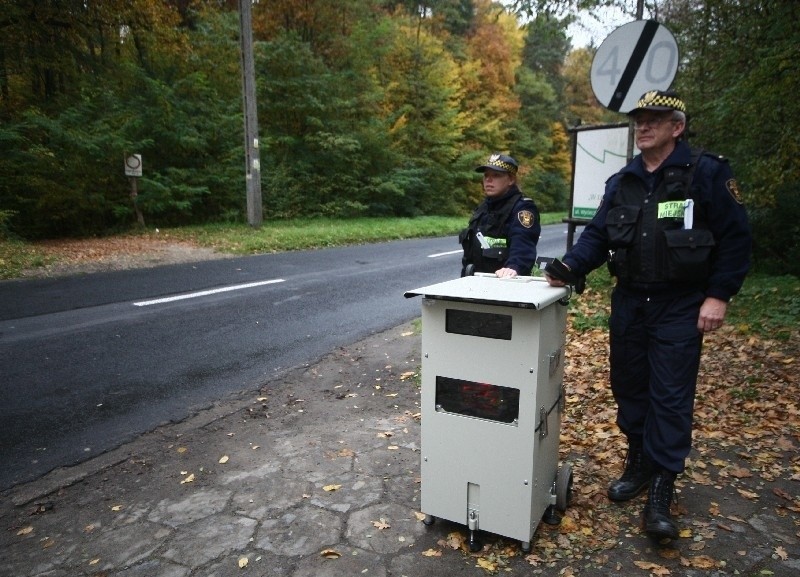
[481,247,508,259]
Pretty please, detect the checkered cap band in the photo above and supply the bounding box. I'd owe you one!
[636,90,686,113]
[485,156,517,174]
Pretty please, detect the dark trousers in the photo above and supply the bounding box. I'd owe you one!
[608,287,704,473]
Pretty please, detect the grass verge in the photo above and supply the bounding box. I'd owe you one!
[0,214,564,279]
[163,214,565,254]
[566,267,799,341]
[0,238,55,280]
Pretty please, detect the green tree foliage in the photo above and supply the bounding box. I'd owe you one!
[375,20,468,215]
[0,4,242,237]
[462,0,523,149]
[1,0,795,278]
[521,12,572,107]
[663,0,800,274]
[561,47,616,126]
[512,12,572,211]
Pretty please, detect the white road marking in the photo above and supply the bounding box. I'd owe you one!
[133,279,285,307]
[428,250,461,258]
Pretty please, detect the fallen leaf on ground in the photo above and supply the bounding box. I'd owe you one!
[684,555,719,569]
[736,488,759,500]
[372,518,390,530]
[323,484,342,492]
[728,466,752,478]
[444,531,465,549]
[238,556,248,568]
[634,560,670,575]
[219,455,229,464]
[659,548,681,559]
[320,549,341,559]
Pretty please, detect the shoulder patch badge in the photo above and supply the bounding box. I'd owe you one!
[517,210,535,228]
[726,179,743,204]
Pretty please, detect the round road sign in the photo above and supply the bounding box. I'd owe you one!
[125,154,142,177]
[590,20,679,113]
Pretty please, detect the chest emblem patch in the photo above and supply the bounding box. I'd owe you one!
[517,210,535,228]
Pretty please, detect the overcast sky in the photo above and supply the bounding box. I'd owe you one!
[567,5,631,49]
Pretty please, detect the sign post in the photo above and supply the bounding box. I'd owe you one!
[124,154,145,226]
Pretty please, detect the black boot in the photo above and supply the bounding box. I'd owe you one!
[607,440,653,501]
[644,470,679,540]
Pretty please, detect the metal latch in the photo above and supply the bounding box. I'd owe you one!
[548,348,562,378]
[539,406,548,439]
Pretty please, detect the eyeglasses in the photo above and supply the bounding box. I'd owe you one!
[633,116,675,130]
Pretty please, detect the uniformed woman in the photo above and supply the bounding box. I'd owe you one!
[460,154,540,278]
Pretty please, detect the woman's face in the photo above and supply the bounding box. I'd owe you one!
[482,169,514,198]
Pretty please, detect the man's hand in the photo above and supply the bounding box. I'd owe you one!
[545,273,566,287]
[698,297,728,332]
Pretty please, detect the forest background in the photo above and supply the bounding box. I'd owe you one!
[0,0,797,275]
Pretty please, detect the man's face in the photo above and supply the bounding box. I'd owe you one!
[633,111,684,152]
[482,169,514,198]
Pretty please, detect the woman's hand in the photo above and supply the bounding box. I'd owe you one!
[495,267,518,278]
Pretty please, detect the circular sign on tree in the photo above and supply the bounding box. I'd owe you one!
[590,20,679,113]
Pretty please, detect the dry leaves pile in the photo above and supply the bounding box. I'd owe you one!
[30,234,200,263]
[19,234,222,278]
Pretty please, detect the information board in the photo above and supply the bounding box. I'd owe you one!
[571,126,637,220]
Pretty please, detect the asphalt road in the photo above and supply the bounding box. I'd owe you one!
[0,226,571,491]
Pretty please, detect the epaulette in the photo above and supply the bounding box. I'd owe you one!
[694,149,729,165]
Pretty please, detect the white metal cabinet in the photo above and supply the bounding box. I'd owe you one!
[405,275,573,551]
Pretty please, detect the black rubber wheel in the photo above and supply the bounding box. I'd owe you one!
[556,463,574,512]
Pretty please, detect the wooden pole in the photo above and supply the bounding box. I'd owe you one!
[239,0,263,228]
[130,177,145,227]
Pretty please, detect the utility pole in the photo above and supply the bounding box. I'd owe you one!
[239,0,262,227]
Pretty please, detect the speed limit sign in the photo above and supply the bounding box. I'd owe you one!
[590,20,679,113]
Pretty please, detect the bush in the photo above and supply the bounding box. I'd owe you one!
[749,183,800,276]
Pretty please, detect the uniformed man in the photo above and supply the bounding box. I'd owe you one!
[460,153,540,278]
[546,90,752,540]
